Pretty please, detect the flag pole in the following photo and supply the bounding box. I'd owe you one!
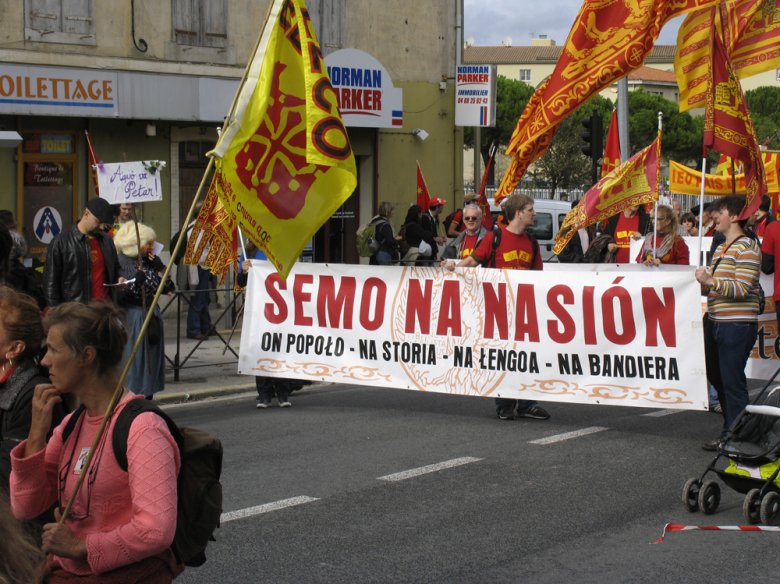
[59,1,279,526]
[696,150,707,268]
[652,112,662,262]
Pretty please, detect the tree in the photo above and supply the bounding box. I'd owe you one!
[627,90,702,164]
[463,75,534,184]
[746,86,780,149]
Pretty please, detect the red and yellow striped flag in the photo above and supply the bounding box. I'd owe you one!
[704,4,767,220]
[495,0,718,202]
[676,0,780,112]
[208,0,356,279]
[554,132,661,255]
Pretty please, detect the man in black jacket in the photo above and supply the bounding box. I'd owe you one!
[43,197,125,307]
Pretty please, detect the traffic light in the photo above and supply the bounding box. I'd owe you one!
[581,112,603,162]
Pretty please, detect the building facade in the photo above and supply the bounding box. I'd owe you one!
[0,0,464,267]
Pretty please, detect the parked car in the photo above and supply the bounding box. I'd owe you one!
[488,198,571,262]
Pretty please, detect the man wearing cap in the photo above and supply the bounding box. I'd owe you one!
[43,197,125,307]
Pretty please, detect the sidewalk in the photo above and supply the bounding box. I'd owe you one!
[156,295,255,405]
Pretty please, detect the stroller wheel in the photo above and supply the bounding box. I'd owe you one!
[698,480,721,515]
[682,478,700,512]
[760,491,780,526]
[743,489,762,524]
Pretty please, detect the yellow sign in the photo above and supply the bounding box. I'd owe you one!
[669,160,779,196]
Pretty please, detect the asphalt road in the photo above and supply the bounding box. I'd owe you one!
[165,383,776,584]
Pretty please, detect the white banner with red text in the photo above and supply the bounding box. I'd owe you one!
[239,262,708,410]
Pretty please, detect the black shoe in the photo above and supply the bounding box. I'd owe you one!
[516,405,551,420]
[497,409,515,420]
[701,439,721,452]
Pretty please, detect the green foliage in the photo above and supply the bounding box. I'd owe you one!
[463,75,534,159]
[746,86,780,149]
[627,91,701,164]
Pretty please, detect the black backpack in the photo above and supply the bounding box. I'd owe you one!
[170,227,190,266]
[62,399,223,568]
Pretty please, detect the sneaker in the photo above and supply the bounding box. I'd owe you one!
[701,439,721,452]
[278,400,292,408]
[497,409,515,420]
[516,405,551,420]
[256,401,271,409]
[710,404,723,414]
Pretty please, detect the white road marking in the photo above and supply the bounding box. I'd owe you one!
[529,426,609,445]
[642,409,685,417]
[377,457,483,482]
[220,496,319,524]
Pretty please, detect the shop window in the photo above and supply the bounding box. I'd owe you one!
[25,0,96,45]
[173,0,227,48]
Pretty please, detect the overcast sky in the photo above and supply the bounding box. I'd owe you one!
[464,0,683,47]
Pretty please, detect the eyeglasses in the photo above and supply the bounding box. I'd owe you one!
[463,216,479,222]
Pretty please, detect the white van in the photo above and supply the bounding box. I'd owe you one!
[488,198,572,262]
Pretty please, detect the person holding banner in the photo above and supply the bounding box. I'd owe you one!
[443,194,550,421]
[9,302,181,581]
[604,205,649,264]
[635,205,690,266]
[441,204,490,260]
[400,205,436,266]
[695,196,761,451]
[445,193,481,238]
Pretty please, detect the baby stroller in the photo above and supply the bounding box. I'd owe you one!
[681,379,780,525]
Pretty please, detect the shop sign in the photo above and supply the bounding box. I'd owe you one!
[0,64,117,116]
[455,65,496,127]
[32,206,63,245]
[325,49,403,128]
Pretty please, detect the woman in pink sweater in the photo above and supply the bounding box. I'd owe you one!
[10,302,181,582]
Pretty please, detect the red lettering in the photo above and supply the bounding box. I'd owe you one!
[514,284,539,342]
[482,282,508,340]
[405,279,432,334]
[316,276,355,328]
[359,278,386,330]
[293,274,314,326]
[546,285,575,343]
[436,281,462,336]
[340,87,351,109]
[602,284,636,345]
[350,88,363,109]
[372,90,381,110]
[583,286,597,345]
[642,287,676,347]
[264,274,287,324]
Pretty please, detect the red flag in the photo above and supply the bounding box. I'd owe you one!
[554,131,661,255]
[601,109,621,176]
[704,5,767,220]
[494,0,718,202]
[417,162,431,212]
[477,143,497,229]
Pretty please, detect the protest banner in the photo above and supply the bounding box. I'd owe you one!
[96,160,164,204]
[239,262,708,410]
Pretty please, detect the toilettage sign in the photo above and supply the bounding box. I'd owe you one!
[239,262,708,410]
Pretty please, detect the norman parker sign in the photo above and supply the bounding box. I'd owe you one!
[239,263,708,410]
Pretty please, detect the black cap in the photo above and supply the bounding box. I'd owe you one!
[86,198,115,224]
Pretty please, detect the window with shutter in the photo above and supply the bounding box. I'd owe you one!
[25,0,95,45]
[173,0,226,48]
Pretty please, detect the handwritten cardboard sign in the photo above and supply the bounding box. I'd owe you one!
[97,161,163,204]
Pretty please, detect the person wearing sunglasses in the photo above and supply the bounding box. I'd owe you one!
[441,203,490,260]
[9,302,182,581]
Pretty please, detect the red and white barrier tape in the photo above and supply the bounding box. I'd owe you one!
[653,522,780,544]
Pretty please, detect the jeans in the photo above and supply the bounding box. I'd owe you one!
[187,266,212,338]
[374,250,393,265]
[495,398,537,414]
[703,318,758,436]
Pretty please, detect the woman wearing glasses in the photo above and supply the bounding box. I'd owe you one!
[9,302,181,582]
[442,203,491,260]
[636,204,690,266]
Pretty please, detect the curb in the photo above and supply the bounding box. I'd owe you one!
[155,383,255,405]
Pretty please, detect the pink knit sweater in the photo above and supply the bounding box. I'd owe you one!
[10,394,180,576]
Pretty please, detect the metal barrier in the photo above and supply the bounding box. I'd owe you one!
[160,287,245,381]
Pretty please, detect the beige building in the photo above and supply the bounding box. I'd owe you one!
[0,0,464,266]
